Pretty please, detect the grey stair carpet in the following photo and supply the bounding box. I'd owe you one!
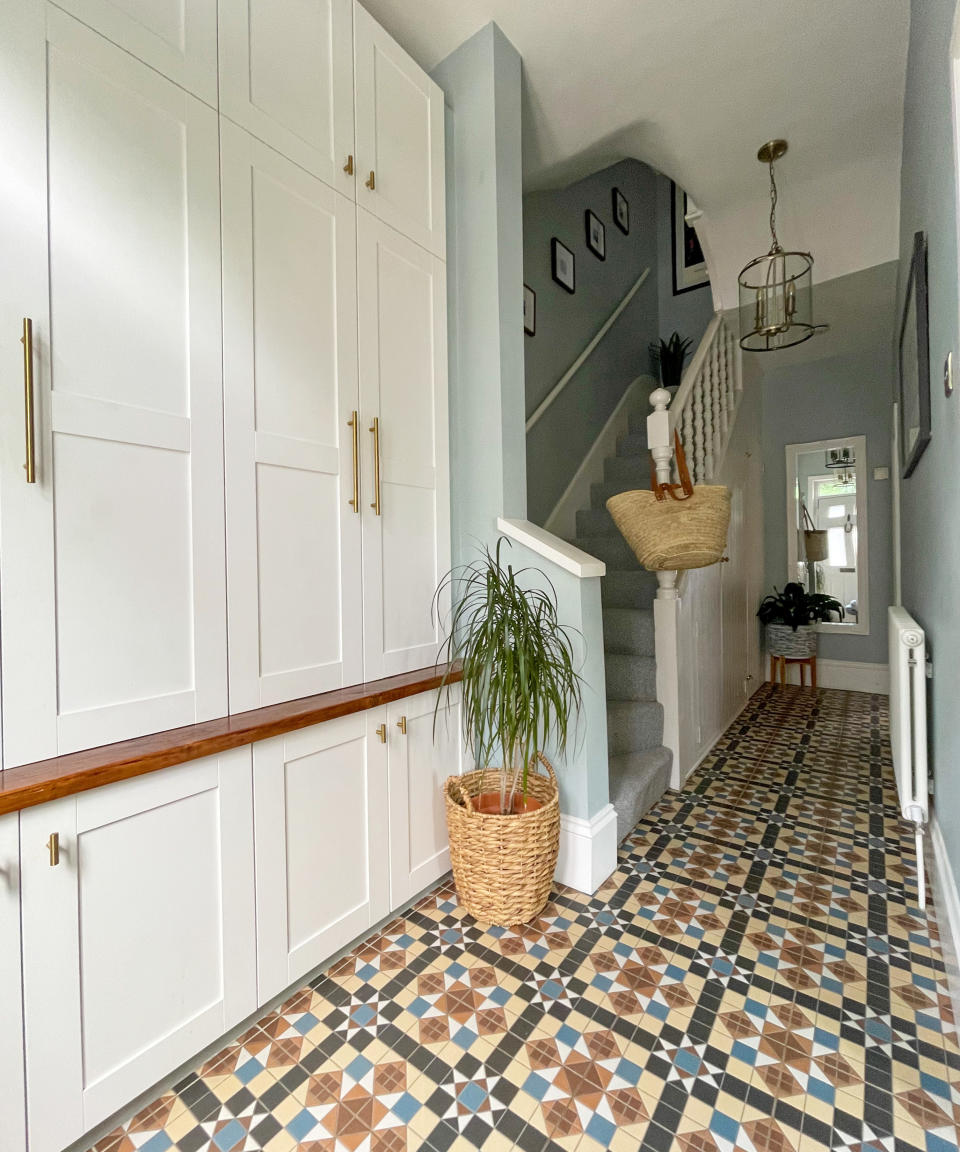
[572,405,672,840]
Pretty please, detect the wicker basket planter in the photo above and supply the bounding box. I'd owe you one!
[766,622,818,658]
[444,754,559,926]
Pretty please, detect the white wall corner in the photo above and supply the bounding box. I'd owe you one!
[555,804,618,895]
[930,816,960,1031]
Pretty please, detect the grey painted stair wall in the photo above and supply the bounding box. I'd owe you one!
[573,405,672,842]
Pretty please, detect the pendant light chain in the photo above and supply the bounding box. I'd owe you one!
[768,158,782,255]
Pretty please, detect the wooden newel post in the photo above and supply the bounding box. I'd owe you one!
[646,387,679,600]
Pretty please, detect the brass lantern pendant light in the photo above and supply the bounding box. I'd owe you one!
[738,140,820,351]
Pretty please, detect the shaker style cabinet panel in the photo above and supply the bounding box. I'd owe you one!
[358,211,451,680]
[0,815,26,1152]
[19,752,256,1152]
[387,688,462,908]
[219,0,355,195]
[253,713,389,1002]
[53,0,218,106]
[0,5,227,767]
[221,122,363,711]
[353,2,446,257]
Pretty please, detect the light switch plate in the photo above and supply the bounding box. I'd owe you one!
[873,466,889,480]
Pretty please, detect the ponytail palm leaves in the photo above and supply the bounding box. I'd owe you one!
[435,538,583,815]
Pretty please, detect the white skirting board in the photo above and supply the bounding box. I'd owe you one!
[765,657,889,694]
[930,815,960,1030]
[555,804,618,895]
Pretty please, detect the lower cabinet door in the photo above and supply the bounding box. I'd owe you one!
[0,814,26,1152]
[387,688,462,907]
[20,750,257,1152]
[254,712,389,1003]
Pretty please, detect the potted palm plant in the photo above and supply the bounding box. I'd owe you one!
[434,538,583,925]
[649,330,693,390]
[757,582,844,658]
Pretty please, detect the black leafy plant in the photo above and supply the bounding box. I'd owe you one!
[434,538,583,815]
[649,330,693,389]
[757,582,844,630]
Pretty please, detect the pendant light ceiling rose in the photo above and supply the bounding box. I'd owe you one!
[737,137,825,352]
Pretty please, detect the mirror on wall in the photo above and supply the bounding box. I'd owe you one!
[785,436,869,635]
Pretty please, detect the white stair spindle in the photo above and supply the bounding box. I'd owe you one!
[704,359,715,481]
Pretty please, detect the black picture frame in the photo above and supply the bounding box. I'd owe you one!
[671,181,709,295]
[551,238,575,294]
[523,284,536,336]
[612,187,629,234]
[898,230,931,478]
[585,210,605,260]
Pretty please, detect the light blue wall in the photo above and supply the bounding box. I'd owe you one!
[760,326,894,665]
[433,25,609,822]
[523,159,659,526]
[898,0,960,884]
[655,174,714,353]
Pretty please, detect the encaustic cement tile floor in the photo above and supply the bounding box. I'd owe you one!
[91,685,960,1152]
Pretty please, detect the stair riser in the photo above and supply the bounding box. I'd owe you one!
[617,431,648,457]
[605,655,657,701]
[575,507,615,537]
[608,747,672,842]
[591,480,651,508]
[607,701,664,755]
[601,571,658,609]
[602,608,655,655]
[574,535,640,570]
[603,455,649,484]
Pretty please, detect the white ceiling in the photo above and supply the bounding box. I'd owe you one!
[361,0,910,309]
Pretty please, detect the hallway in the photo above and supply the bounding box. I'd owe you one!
[91,687,958,1152]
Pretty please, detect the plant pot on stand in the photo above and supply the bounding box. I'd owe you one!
[766,622,818,686]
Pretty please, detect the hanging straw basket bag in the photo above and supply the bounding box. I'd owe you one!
[444,753,559,926]
[802,505,828,562]
[606,431,731,571]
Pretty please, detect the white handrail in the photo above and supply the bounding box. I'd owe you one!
[525,267,651,433]
[667,312,722,434]
[496,518,606,578]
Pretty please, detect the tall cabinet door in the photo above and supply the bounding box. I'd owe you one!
[387,688,462,907]
[20,752,256,1152]
[222,121,362,711]
[0,6,227,767]
[0,815,26,1152]
[358,212,450,680]
[354,2,446,256]
[219,0,355,195]
[253,712,389,1003]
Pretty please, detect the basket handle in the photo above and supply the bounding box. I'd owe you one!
[532,752,558,788]
[649,431,694,503]
[452,774,476,815]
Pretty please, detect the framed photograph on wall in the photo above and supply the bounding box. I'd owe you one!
[551,238,575,293]
[585,210,605,260]
[672,181,709,294]
[898,230,931,478]
[523,284,536,336]
[612,187,629,234]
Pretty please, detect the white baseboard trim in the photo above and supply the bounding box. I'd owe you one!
[765,656,889,694]
[543,376,654,541]
[930,815,960,1029]
[555,803,618,895]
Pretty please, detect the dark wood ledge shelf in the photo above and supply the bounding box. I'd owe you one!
[0,664,462,816]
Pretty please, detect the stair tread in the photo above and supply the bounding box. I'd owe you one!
[609,746,672,842]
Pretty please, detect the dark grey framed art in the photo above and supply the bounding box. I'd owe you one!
[898,230,931,478]
[551,238,575,293]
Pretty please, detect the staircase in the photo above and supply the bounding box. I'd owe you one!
[572,406,672,843]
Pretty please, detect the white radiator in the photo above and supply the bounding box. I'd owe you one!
[888,605,928,905]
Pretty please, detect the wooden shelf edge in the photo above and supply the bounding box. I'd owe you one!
[0,664,463,816]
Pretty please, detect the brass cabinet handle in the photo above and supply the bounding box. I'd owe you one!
[21,318,36,483]
[375,723,387,743]
[369,417,381,515]
[347,410,360,512]
[344,154,354,175]
[46,833,59,867]
[365,169,375,190]
[397,716,407,735]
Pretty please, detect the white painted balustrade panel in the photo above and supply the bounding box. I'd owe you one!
[19,752,256,1152]
[222,122,362,710]
[253,712,389,1002]
[354,2,446,256]
[0,6,226,766]
[358,211,450,679]
[219,0,354,195]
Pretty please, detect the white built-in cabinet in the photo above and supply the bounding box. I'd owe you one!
[0,815,26,1152]
[19,752,257,1152]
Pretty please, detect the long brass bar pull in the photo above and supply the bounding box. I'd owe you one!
[347,410,360,512]
[21,318,36,483]
[46,833,59,867]
[369,417,381,515]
